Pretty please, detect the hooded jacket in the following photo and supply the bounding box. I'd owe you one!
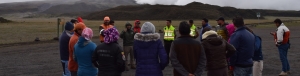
[59,22,74,60]
[226,24,235,41]
[74,37,98,76]
[92,42,125,76]
[201,30,236,70]
[120,24,135,46]
[133,20,141,33]
[229,26,255,67]
[133,33,168,76]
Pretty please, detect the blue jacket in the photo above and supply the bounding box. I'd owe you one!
[74,37,98,76]
[59,31,72,60]
[253,35,263,61]
[229,26,255,67]
[133,33,168,76]
[199,24,212,40]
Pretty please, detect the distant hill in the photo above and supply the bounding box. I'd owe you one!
[84,2,300,20]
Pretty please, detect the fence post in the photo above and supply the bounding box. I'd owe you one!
[57,18,61,39]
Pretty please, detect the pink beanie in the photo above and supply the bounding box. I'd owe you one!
[82,27,93,41]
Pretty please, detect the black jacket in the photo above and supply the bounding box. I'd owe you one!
[92,42,125,76]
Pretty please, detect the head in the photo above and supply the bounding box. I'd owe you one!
[202,18,209,26]
[104,16,110,25]
[141,22,156,34]
[125,22,132,30]
[189,20,194,26]
[77,17,83,23]
[233,17,244,28]
[65,22,74,32]
[74,23,86,35]
[135,20,141,27]
[274,19,282,27]
[216,17,225,25]
[110,20,115,26]
[81,28,93,41]
[70,19,78,24]
[103,28,119,44]
[179,21,191,36]
[166,20,172,26]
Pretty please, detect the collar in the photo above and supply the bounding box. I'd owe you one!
[235,26,246,31]
[202,23,209,28]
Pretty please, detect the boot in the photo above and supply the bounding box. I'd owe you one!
[130,64,136,69]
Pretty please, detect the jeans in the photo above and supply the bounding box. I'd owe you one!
[164,40,173,65]
[234,66,252,76]
[253,60,263,76]
[278,44,290,72]
[61,60,71,76]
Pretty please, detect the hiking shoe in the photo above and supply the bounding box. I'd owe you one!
[287,71,291,74]
[131,65,136,69]
[279,71,288,76]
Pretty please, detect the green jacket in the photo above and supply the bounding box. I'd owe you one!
[120,29,135,46]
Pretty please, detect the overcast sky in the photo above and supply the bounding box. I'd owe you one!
[1,0,299,10]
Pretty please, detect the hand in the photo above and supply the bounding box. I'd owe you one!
[188,73,195,76]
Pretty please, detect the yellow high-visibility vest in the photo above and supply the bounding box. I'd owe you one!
[190,24,196,36]
[164,25,175,40]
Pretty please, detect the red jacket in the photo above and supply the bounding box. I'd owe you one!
[134,20,141,33]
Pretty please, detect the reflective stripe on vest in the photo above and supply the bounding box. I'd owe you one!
[190,25,196,36]
[164,25,175,40]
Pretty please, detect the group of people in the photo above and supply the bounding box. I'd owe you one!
[59,16,291,76]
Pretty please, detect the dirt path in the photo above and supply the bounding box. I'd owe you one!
[0,26,299,76]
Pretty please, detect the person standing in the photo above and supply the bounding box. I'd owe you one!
[74,28,98,76]
[229,17,255,76]
[245,27,264,76]
[201,30,236,76]
[68,23,86,76]
[170,21,206,76]
[120,23,136,70]
[59,22,74,76]
[188,20,199,39]
[99,16,114,43]
[93,28,125,76]
[163,20,176,65]
[199,18,212,40]
[271,19,291,76]
[134,22,168,76]
[133,20,141,33]
[216,17,229,41]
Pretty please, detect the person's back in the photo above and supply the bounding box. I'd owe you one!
[170,21,206,76]
[74,30,97,76]
[93,42,124,76]
[134,22,168,76]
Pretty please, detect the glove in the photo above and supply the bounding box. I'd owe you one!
[229,66,234,71]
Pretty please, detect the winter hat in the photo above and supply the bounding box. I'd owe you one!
[104,28,119,44]
[77,17,83,23]
[202,30,218,39]
[141,22,155,33]
[179,21,190,35]
[65,22,74,31]
[74,23,86,31]
[125,22,132,27]
[82,28,93,41]
[104,16,110,21]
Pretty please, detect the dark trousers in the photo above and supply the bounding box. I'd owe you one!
[207,67,228,76]
[71,71,77,76]
[164,40,173,64]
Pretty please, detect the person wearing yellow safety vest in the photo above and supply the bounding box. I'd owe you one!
[163,20,176,65]
[189,20,199,39]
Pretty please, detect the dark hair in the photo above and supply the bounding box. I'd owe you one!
[189,20,194,24]
[274,19,282,24]
[125,22,132,27]
[110,20,115,24]
[233,17,244,27]
[202,18,208,23]
[179,21,191,35]
[166,20,172,23]
[70,19,77,23]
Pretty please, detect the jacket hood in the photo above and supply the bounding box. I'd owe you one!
[77,17,83,23]
[202,30,223,46]
[77,36,90,47]
[134,33,160,42]
[134,20,141,28]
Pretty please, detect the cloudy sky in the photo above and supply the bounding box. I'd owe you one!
[1,0,299,10]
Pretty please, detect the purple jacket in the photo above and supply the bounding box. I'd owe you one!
[133,33,168,76]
